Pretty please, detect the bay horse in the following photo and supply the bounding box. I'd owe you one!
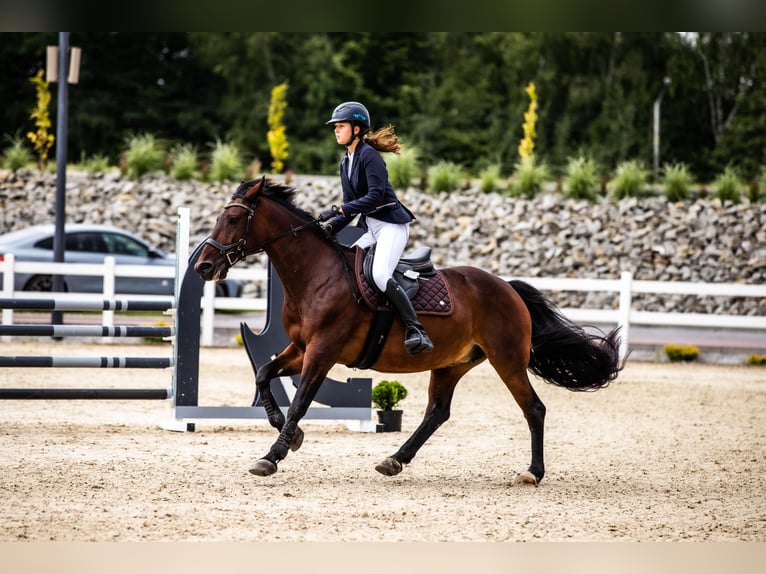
[194,177,624,484]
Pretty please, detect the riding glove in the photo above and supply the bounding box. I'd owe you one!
[319,206,340,221]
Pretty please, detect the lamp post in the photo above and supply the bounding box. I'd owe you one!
[47,33,80,329]
[652,76,671,183]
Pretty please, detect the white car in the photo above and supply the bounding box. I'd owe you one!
[0,223,241,297]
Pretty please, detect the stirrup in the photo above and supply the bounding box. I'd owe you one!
[404,327,434,355]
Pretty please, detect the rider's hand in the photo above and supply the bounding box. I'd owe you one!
[319,206,340,221]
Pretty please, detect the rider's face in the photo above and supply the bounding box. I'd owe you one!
[333,122,354,145]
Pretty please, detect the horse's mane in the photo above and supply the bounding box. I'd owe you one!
[233,178,347,250]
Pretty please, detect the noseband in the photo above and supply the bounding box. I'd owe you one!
[203,195,258,267]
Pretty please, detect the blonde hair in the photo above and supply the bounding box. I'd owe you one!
[363,124,401,155]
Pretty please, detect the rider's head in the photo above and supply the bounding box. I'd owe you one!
[326,101,370,147]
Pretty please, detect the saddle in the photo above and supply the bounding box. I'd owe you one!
[348,246,452,370]
[355,246,452,315]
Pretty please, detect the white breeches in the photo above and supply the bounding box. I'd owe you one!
[353,218,410,292]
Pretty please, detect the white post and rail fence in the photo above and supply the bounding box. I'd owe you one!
[2,208,765,358]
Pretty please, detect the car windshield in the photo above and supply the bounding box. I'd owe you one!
[103,233,150,256]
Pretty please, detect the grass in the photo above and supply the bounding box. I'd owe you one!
[563,156,599,201]
[610,160,649,199]
[122,133,165,179]
[662,162,693,201]
[509,156,548,198]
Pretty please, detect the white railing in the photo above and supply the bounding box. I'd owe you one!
[0,254,268,347]
[3,252,765,356]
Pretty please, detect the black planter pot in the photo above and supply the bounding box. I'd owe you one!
[376,409,403,432]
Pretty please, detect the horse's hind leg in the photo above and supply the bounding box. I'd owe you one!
[376,363,476,476]
[489,356,546,485]
[254,343,305,451]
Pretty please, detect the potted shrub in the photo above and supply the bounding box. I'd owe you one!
[371,380,408,432]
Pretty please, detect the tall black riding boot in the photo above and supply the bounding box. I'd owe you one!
[385,278,434,354]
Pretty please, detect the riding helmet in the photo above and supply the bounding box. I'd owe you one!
[326,101,371,129]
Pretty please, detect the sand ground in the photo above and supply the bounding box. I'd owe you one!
[1,341,764,542]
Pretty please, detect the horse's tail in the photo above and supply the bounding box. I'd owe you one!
[509,279,626,391]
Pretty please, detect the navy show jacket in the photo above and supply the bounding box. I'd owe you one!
[326,140,414,234]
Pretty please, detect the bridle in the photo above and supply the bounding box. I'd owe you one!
[202,179,362,304]
[203,189,320,268]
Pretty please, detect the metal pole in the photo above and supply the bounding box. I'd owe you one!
[652,76,671,184]
[52,32,69,328]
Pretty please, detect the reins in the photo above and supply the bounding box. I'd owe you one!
[204,189,361,304]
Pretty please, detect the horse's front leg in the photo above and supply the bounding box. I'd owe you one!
[254,343,305,451]
[249,350,336,477]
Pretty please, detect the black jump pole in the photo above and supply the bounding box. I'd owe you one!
[51,31,69,330]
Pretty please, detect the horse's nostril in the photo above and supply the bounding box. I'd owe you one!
[195,261,213,274]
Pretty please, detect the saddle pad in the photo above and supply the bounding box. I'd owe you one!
[354,247,453,316]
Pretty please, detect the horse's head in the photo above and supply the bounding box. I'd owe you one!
[195,177,265,282]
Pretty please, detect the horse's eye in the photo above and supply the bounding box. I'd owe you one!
[227,216,239,226]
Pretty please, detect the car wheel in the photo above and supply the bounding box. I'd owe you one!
[24,275,68,292]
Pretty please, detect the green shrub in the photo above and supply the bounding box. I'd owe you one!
[208,138,244,182]
[478,163,503,194]
[563,155,599,201]
[662,162,693,201]
[123,133,165,179]
[746,354,766,366]
[371,380,408,411]
[170,143,199,181]
[1,133,33,170]
[387,146,420,190]
[509,156,548,198]
[427,161,465,193]
[610,160,649,199]
[713,166,742,203]
[84,153,111,174]
[664,344,700,362]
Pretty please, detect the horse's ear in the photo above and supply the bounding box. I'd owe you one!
[249,175,267,198]
[235,176,267,199]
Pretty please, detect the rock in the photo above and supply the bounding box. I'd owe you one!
[1,169,764,315]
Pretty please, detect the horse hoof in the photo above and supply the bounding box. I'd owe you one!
[249,459,278,476]
[375,457,403,476]
[290,426,304,452]
[512,470,539,485]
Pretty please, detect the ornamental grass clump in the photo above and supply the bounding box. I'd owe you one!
[610,160,649,199]
[208,138,244,182]
[427,161,465,193]
[387,146,420,190]
[1,133,33,171]
[713,166,742,204]
[479,163,503,194]
[170,143,199,181]
[123,133,165,179]
[564,155,599,201]
[509,156,549,198]
[662,162,693,202]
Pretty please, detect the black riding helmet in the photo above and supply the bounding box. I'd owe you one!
[326,101,371,130]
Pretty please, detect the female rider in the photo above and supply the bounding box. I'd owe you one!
[319,101,433,355]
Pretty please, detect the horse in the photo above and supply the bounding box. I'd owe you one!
[194,177,625,484]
